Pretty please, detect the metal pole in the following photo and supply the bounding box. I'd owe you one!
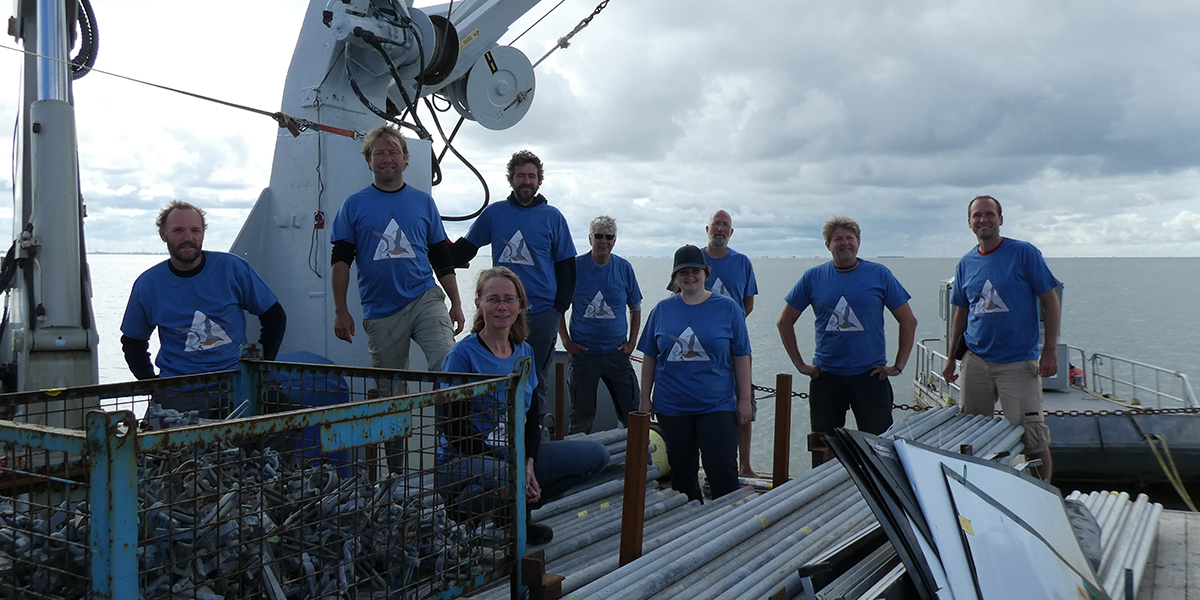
[35,0,70,101]
[773,373,792,487]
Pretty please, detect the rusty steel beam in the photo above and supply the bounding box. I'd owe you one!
[773,373,792,488]
[619,411,651,566]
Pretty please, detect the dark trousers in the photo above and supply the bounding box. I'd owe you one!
[568,351,640,434]
[809,370,894,435]
[656,411,739,502]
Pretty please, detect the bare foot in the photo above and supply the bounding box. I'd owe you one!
[739,468,760,478]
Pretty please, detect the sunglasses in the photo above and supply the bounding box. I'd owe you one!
[592,233,615,241]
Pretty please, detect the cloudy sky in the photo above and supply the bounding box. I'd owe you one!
[2,0,1199,258]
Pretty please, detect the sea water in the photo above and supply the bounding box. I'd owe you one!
[89,254,1200,473]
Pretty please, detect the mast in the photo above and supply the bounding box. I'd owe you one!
[3,0,100,401]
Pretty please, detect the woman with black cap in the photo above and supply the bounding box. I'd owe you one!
[636,245,753,501]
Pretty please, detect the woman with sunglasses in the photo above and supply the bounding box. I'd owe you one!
[438,267,609,544]
[637,245,753,502]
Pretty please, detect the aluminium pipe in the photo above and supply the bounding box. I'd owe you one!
[1100,496,1153,594]
[571,467,851,600]
[566,466,847,599]
[552,490,759,577]
[913,414,977,448]
[885,407,959,441]
[532,466,659,521]
[682,489,868,600]
[1127,502,1163,599]
[730,504,878,600]
[653,482,861,600]
[973,426,1024,459]
[928,414,991,451]
[545,488,657,541]
[568,428,628,446]
[1097,492,1131,549]
[546,490,688,563]
[1099,493,1149,582]
[559,489,761,594]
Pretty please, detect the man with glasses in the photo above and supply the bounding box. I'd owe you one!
[558,216,643,433]
[701,209,760,476]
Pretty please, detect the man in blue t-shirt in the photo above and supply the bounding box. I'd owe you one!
[778,216,917,465]
[121,201,286,415]
[451,151,577,432]
[558,216,643,433]
[942,195,1060,482]
[331,126,464,386]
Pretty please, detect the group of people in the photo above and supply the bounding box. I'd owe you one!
[121,125,1061,542]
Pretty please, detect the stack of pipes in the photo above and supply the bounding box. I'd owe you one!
[466,407,1030,599]
[1065,490,1163,598]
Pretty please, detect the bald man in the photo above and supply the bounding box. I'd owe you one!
[703,209,759,476]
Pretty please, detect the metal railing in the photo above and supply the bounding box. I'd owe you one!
[911,339,1198,411]
[910,338,956,409]
[1068,345,1198,409]
[0,348,531,599]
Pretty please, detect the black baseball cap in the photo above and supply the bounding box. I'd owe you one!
[672,244,707,275]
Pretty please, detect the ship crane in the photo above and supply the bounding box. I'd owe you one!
[4,0,576,396]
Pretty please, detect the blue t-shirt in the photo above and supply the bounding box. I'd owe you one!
[704,248,758,311]
[464,199,575,313]
[331,184,448,319]
[784,260,911,376]
[951,238,1057,363]
[121,252,279,378]
[568,253,643,353]
[439,333,537,456]
[636,294,751,416]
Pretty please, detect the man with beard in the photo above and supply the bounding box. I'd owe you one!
[695,209,759,476]
[121,201,286,413]
[452,150,576,438]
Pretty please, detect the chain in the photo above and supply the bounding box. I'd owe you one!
[534,0,611,68]
[1043,406,1200,417]
[750,383,807,399]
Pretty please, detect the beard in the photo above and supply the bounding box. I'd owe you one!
[514,184,538,203]
[708,235,729,249]
[168,241,202,265]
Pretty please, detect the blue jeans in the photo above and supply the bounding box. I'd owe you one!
[436,439,610,514]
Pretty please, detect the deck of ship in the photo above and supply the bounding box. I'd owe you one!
[1139,509,1200,599]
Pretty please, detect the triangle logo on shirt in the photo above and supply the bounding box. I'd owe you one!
[185,310,233,352]
[824,296,865,332]
[667,327,710,362]
[498,230,536,265]
[371,219,416,260]
[973,279,1010,314]
[584,291,617,319]
[711,277,731,297]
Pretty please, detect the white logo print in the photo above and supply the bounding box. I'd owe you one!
[372,219,416,260]
[667,327,710,362]
[498,230,536,265]
[584,291,616,319]
[972,279,1010,315]
[184,310,233,352]
[824,296,865,332]
[711,277,731,297]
